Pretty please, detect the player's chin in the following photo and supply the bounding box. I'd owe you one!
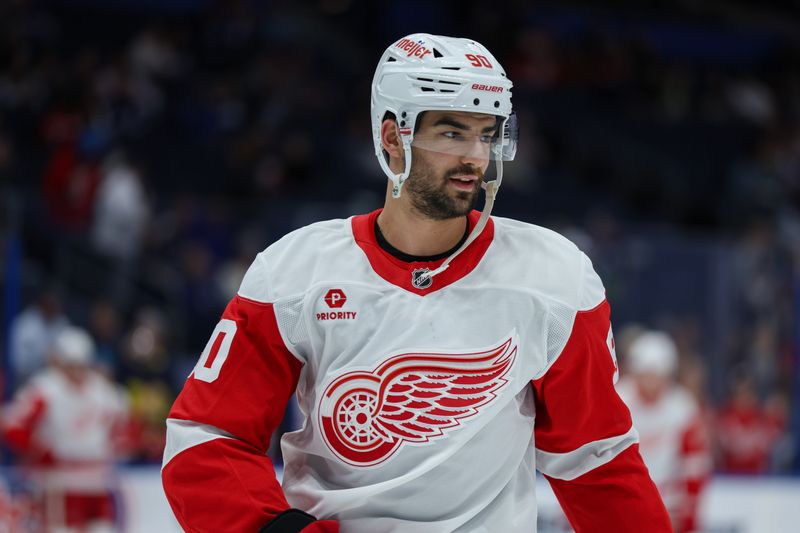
[452,188,479,204]
[447,195,478,217]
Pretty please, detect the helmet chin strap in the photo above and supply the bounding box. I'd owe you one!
[382,138,414,198]
[421,157,503,282]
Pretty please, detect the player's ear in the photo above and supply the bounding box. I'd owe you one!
[380,118,403,159]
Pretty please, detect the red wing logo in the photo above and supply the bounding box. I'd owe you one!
[318,336,517,467]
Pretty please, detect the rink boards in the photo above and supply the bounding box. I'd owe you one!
[19,466,800,532]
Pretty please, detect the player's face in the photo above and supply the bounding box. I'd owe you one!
[60,362,89,386]
[404,111,497,220]
[634,372,669,402]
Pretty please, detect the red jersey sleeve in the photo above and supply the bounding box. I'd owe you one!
[162,294,304,532]
[674,413,711,533]
[532,297,672,532]
[2,386,47,455]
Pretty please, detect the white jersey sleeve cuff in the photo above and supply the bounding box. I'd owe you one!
[535,425,639,480]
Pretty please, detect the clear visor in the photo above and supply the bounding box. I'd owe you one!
[411,112,518,162]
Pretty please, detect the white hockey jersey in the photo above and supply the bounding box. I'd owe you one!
[3,368,128,492]
[163,210,670,533]
[617,379,710,532]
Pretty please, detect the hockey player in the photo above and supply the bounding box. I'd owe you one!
[162,33,671,532]
[617,331,710,533]
[3,326,129,532]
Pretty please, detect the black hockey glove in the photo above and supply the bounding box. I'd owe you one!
[259,508,338,533]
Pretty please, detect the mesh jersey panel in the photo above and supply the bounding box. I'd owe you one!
[546,300,575,369]
[274,294,309,348]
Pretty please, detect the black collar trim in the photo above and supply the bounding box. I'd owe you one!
[374,217,469,263]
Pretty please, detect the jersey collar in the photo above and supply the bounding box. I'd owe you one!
[351,209,494,296]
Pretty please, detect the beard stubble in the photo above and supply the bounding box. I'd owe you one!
[404,151,484,221]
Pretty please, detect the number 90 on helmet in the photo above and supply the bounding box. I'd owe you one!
[370,33,517,197]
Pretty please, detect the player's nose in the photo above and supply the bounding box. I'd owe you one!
[459,137,490,166]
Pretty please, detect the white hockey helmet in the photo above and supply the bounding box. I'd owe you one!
[627,331,678,377]
[370,34,517,282]
[370,33,517,198]
[52,326,96,366]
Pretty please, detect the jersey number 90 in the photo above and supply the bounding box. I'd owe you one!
[193,319,237,383]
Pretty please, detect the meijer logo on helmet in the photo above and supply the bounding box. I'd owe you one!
[394,38,432,59]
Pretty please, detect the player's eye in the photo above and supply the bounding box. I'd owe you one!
[480,135,494,143]
[442,131,463,140]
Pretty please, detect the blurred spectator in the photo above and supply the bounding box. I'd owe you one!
[91,151,150,262]
[678,356,712,417]
[617,330,711,533]
[118,307,171,383]
[1,327,129,532]
[89,150,151,306]
[725,74,776,125]
[0,129,15,185]
[128,25,186,81]
[508,29,561,90]
[764,390,795,472]
[125,379,171,464]
[214,229,262,300]
[178,240,226,352]
[93,55,164,136]
[88,299,123,377]
[715,374,787,474]
[40,115,107,233]
[8,288,69,387]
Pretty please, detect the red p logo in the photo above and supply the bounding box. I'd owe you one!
[324,289,347,308]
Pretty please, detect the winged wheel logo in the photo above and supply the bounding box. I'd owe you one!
[318,336,517,467]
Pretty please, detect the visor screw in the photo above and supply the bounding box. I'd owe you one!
[494,101,500,108]
[400,120,406,127]
[473,98,480,106]
[401,111,407,118]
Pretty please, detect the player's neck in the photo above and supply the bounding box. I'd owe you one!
[378,200,468,258]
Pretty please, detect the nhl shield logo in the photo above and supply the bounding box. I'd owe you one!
[411,268,432,289]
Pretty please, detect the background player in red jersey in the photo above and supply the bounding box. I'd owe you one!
[162,33,671,532]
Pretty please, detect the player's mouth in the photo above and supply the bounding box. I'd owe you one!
[448,175,480,191]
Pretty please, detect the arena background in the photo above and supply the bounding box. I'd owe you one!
[0,0,799,531]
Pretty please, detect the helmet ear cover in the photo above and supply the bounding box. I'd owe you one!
[379,110,425,163]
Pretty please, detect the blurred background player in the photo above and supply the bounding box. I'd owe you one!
[8,287,70,388]
[715,372,789,474]
[2,327,130,533]
[617,330,711,533]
